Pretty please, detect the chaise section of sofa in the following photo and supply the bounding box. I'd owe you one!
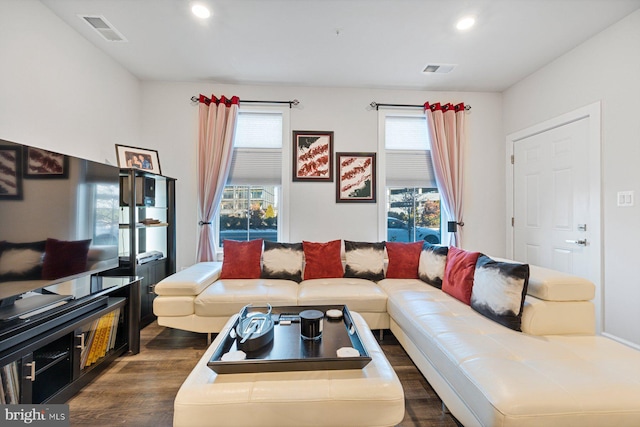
[381,274,640,426]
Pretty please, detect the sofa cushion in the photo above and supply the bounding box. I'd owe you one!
[261,241,303,282]
[521,295,595,335]
[194,278,299,317]
[442,246,480,305]
[471,255,530,331]
[302,240,344,280]
[385,241,423,279]
[220,239,263,279]
[418,244,448,289]
[343,241,385,281]
[298,278,388,313]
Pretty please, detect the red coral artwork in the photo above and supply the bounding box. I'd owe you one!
[24,147,69,179]
[336,152,376,203]
[292,131,333,182]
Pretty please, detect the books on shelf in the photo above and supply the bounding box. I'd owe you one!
[82,308,121,369]
[1,361,20,404]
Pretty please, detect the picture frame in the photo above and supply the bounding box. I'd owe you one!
[23,147,69,179]
[115,144,162,175]
[336,152,376,203]
[0,146,23,200]
[292,131,333,182]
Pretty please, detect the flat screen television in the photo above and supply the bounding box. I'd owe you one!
[0,139,120,319]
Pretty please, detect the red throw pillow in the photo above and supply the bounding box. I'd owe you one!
[220,239,263,279]
[442,246,480,305]
[303,240,344,280]
[42,238,92,280]
[386,241,424,279]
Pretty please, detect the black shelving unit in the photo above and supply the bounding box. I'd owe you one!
[107,169,176,328]
[0,276,140,404]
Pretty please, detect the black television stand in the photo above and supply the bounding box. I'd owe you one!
[0,276,140,404]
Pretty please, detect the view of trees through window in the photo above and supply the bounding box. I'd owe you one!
[387,187,441,244]
[219,185,278,243]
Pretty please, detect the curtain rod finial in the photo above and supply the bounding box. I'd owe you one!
[291,99,300,106]
[370,102,379,110]
[190,96,199,103]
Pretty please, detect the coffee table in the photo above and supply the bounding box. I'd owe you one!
[173,309,405,427]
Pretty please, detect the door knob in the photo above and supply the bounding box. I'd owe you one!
[565,239,588,246]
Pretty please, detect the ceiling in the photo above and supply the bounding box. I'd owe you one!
[40,0,640,92]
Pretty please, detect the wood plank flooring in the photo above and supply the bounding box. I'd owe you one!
[67,322,460,426]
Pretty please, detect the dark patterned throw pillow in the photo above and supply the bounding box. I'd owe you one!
[261,241,304,282]
[0,240,47,282]
[344,241,385,281]
[471,255,530,331]
[418,244,448,288]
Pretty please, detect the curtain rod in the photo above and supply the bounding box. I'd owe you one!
[191,95,299,108]
[369,102,471,111]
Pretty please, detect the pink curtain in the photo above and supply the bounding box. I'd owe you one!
[196,94,239,262]
[424,102,466,247]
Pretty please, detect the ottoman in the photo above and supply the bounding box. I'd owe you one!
[173,312,405,427]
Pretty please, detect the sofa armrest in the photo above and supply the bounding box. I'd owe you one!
[491,256,595,302]
[155,262,222,296]
[526,264,595,301]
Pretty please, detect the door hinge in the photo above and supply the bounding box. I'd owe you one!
[510,154,514,165]
[511,217,514,227]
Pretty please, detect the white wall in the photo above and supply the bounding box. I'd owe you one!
[0,0,141,163]
[141,82,504,270]
[503,10,640,346]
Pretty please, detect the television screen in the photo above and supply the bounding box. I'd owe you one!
[0,139,120,305]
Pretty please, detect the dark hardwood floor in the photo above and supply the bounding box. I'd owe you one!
[67,322,460,426]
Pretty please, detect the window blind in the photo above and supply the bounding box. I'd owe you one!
[385,115,436,187]
[227,111,283,185]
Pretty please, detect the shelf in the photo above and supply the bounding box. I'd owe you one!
[119,223,169,229]
[35,350,70,375]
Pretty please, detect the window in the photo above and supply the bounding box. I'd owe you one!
[217,108,288,245]
[380,113,442,244]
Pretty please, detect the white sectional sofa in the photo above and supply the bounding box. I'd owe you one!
[154,247,640,426]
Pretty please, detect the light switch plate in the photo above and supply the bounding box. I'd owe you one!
[617,191,634,207]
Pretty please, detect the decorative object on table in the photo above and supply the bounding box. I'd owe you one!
[292,130,333,182]
[234,304,274,352]
[23,146,69,179]
[0,146,23,200]
[335,152,376,203]
[115,144,162,174]
[299,309,323,341]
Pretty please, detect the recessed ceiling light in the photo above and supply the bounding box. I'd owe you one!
[192,4,211,19]
[456,16,475,31]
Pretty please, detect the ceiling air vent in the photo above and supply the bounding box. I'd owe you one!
[79,15,127,42]
[422,64,456,74]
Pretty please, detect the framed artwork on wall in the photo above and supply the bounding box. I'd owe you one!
[335,152,376,203]
[115,144,162,175]
[292,130,333,182]
[23,147,69,179]
[0,146,23,200]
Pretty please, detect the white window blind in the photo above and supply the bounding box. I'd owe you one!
[227,111,283,185]
[385,115,437,187]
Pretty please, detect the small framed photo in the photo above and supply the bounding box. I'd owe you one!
[0,146,23,200]
[115,144,162,175]
[292,131,333,182]
[23,147,69,179]
[336,152,376,203]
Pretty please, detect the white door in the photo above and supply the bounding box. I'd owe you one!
[512,115,601,329]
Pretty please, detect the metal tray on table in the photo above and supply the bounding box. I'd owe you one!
[207,305,371,374]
